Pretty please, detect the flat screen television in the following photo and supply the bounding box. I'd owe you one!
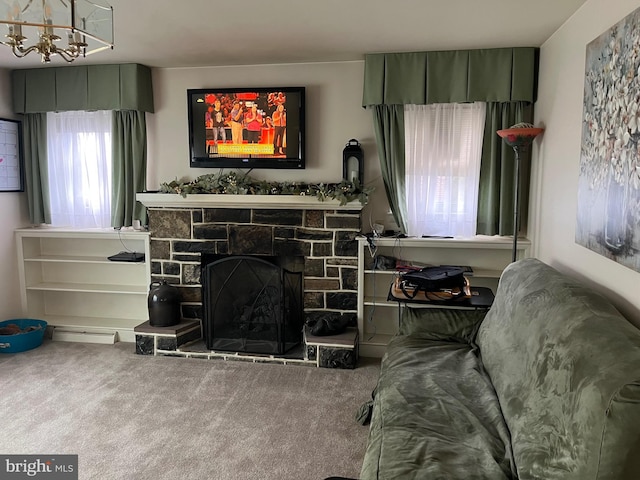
[187,87,305,169]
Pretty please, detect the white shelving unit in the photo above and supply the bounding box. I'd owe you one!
[16,228,151,343]
[357,235,531,357]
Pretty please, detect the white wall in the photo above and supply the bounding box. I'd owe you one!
[0,68,30,319]
[146,61,393,231]
[532,0,640,326]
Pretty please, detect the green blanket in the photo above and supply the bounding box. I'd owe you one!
[360,332,516,479]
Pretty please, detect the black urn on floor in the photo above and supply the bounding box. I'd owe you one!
[148,281,181,327]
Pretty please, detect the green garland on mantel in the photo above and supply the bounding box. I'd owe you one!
[159,171,374,206]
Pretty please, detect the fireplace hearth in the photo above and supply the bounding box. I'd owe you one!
[202,254,303,355]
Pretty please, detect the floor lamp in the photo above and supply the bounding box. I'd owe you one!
[497,123,544,262]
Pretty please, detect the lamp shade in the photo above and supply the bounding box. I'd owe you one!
[497,123,544,148]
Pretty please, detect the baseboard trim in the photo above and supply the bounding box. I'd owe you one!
[51,327,117,344]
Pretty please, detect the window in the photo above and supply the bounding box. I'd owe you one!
[46,111,112,228]
[404,102,486,238]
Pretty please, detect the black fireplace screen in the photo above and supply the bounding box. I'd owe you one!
[201,255,303,355]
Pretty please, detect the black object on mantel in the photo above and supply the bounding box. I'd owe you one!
[342,138,364,186]
[148,281,181,327]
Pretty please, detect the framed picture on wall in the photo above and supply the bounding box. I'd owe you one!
[0,118,24,192]
[576,6,640,273]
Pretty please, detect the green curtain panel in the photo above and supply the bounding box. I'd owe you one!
[111,111,148,228]
[363,47,538,237]
[12,63,154,227]
[11,64,154,113]
[372,105,408,234]
[477,102,532,236]
[362,47,538,106]
[22,113,50,225]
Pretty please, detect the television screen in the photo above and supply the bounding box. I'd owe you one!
[187,87,305,169]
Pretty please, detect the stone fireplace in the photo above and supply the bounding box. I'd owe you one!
[134,194,362,368]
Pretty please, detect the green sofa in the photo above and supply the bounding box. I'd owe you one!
[360,258,640,479]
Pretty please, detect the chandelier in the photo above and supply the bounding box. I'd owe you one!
[0,0,113,63]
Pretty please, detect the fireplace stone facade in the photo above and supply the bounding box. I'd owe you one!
[135,196,362,368]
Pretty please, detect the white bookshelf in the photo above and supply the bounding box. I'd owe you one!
[16,227,151,343]
[357,235,531,357]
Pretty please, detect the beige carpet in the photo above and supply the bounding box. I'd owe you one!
[0,339,380,480]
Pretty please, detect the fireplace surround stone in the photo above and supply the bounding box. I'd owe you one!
[135,194,363,368]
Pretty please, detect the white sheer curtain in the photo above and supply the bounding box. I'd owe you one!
[404,102,486,238]
[47,111,112,228]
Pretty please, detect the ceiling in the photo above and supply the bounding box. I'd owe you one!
[0,0,589,69]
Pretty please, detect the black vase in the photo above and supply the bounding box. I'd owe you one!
[148,281,181,327]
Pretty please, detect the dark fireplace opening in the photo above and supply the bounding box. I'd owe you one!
[201,254,304,355]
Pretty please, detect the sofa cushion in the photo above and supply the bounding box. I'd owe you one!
[399,306,486,341]
[476,258,640,479]
[360,334,516,479]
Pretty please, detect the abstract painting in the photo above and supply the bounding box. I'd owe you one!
[576,6,640,272]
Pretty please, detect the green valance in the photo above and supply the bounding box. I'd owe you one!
[11,63,155,113]
[362,47,538,106]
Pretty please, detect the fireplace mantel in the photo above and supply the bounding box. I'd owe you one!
[137,193,365,211]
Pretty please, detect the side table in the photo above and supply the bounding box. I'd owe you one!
[387,283,495,324]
